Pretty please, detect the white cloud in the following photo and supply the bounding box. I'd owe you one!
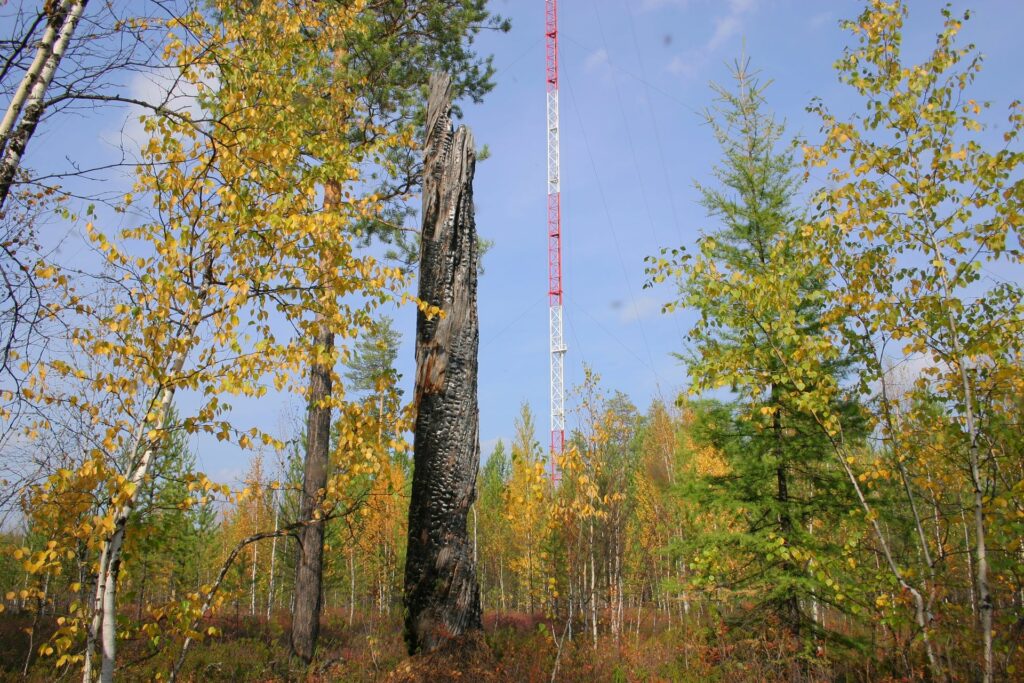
[665,0,759,79]
[102,67,217,155]
[808,11,834,31]
[617,296,663,324]
[584,48,609,73]
[639,0,690,11]
[667,54,700,78]
[707,14,742,52]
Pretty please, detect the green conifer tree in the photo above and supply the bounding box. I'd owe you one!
[650,58,860,640]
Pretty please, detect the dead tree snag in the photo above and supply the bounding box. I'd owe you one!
[403,72,482,655]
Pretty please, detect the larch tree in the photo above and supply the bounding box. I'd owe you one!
[121,406,216,622]
[649,58,858,639]
[346,314,409,618]
[344,315,406,455]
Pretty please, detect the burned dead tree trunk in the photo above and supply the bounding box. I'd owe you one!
[403,72,482,655]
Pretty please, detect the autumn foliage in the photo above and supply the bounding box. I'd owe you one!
[0,0,1022,681]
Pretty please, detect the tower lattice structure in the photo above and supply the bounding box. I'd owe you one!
[545,0,565,479]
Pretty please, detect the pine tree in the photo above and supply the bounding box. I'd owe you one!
[345,317,402,396]
[344,315,405,456]
[291,2,507,659]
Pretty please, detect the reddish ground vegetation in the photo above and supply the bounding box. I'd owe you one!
[385,631,498,682]
[0,607,947,681]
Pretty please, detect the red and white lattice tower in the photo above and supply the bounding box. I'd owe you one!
[545,0,566,479]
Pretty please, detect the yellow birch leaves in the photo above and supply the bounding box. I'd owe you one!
[14,0,414,669]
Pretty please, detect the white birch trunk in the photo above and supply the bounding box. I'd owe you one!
[928,234,993,683]
[87,306,197,683]
[250,500,259,615]
[266,490,279,620]
[0,0,89,209]
[499,554,506,612]
[0,0,81,142]
[99,526,125,683]
[589,519,597,649]
[961,508,977,618]
[835,446,942,680]
[348,548,355,627]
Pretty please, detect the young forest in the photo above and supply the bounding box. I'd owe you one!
[0,1,1022,681]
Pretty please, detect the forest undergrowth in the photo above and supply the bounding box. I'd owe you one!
[0,607,953,682]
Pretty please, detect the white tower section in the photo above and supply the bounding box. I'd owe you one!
[545,0,566,474]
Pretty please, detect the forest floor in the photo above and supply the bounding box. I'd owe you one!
[0,608,921,682]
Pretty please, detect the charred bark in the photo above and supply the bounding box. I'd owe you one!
[403,72,482,655]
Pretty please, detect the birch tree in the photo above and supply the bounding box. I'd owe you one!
[0,0,89,210]
[802,3,1024,679]
[17,1,411,678]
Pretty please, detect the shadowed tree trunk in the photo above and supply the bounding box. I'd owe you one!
[403,72,482,655]
[290,181,341,664]
[771,384,801,638]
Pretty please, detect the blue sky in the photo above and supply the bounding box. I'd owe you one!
[457,0,1024,460]
[12,0,1024,484]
